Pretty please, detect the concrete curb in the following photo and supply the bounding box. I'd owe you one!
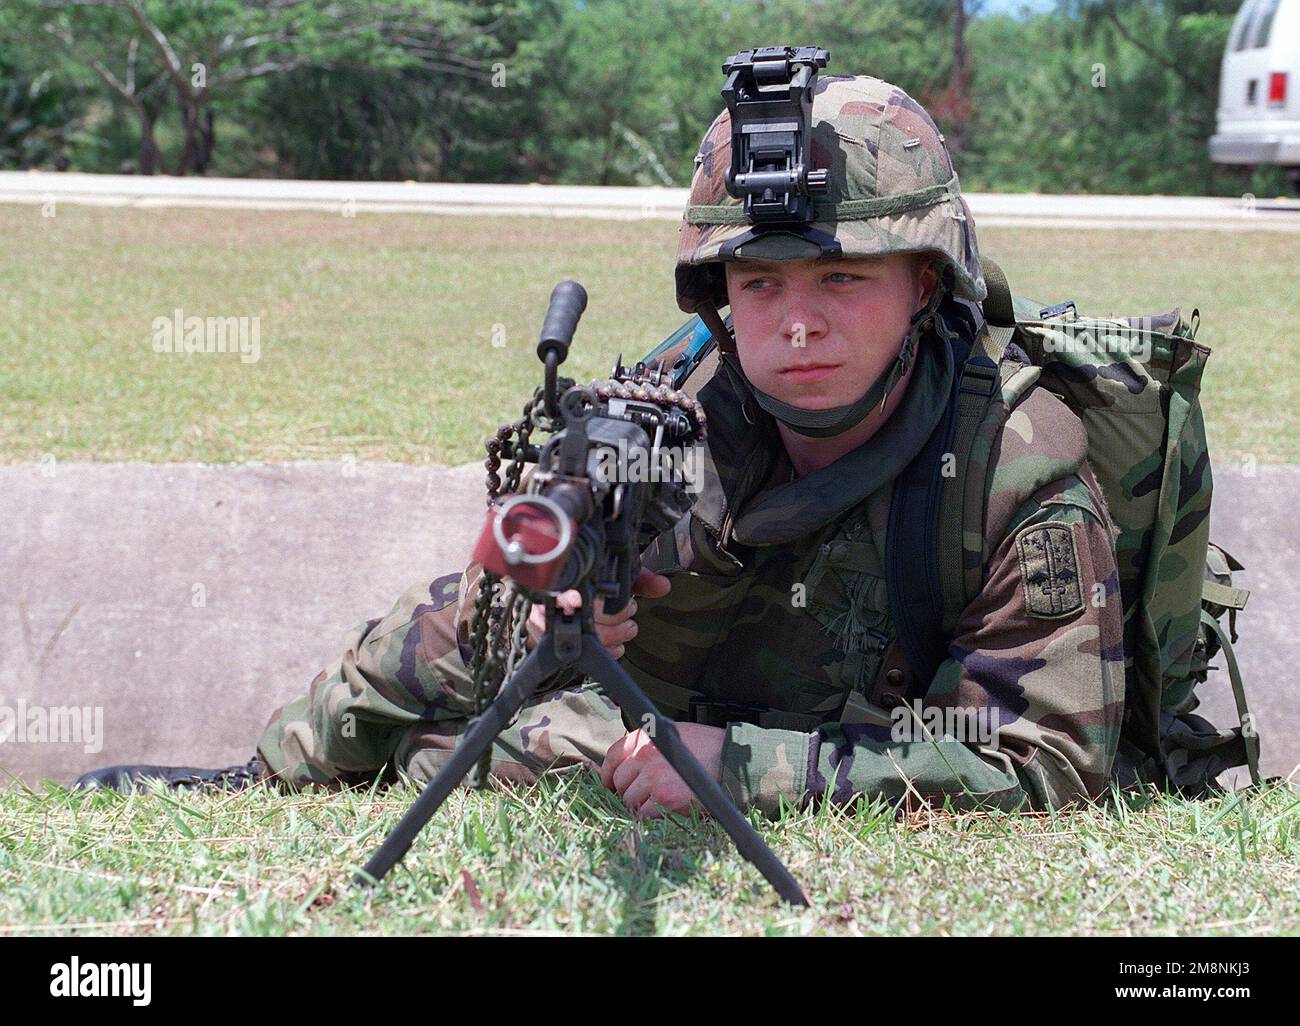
[1,460,1294,787]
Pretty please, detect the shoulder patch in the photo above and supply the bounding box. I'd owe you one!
[1016,521,1084,619]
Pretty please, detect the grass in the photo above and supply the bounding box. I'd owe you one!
[0,204,1296,464]
[1,773,1296,936]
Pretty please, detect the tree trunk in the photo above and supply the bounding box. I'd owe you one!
[174,94,198,175]
[194,107,215,174]
[951,0,971,160]
[137,109,162,175]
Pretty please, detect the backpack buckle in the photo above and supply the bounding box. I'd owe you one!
[958,358,1000,398]
[1039,300,1077,320]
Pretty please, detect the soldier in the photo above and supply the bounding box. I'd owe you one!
[78,74,1125,820]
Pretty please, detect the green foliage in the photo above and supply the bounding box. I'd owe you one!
[509,0,953,186]
[248,65,472,181]
[0,0,1292,195]
[946,0,1295,196]
[2,0,535,175]
[964,0,1294,195]
[0,54,81,169]
[244,0,560,181]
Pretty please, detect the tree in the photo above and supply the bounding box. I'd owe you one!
[1067,0,1240,192]
[6,0,518,174]
[914,1,987,164]
[511,0,953,187]
[963,0,1242,194]
[248,0,558,181]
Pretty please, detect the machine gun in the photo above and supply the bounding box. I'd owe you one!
[357,281,808,907]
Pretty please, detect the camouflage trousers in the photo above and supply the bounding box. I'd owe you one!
[256,575,632,790]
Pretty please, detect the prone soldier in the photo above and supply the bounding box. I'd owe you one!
[79,67,1125,819]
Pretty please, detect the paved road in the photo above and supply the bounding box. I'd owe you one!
[1,460,1293,789]
[3,170,1299,232]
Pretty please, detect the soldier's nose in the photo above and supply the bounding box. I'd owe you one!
[780,310,828,346]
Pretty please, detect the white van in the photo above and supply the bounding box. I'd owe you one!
[1210,0,1300,190]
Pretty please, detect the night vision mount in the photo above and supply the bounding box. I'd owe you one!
[718,45,840,260]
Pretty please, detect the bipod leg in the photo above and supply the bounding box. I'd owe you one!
[577,637,809,907]
[355,635,566,886]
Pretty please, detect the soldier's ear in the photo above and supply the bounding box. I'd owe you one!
[913,254,938,314]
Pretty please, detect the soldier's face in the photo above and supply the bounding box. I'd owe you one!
[724,253,936,408]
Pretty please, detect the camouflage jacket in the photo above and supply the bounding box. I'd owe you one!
[618,323,1125,815]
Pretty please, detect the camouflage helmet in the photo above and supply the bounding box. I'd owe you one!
[675,74,986,315]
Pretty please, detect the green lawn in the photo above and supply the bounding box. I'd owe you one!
[1,775,1295,936]
[1,204,1296,464]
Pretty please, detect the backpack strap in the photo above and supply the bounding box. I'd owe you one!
[885,364,961,686]
[936,258,1018,635]
[885,259,1019,688]
[1199,606,1262,787]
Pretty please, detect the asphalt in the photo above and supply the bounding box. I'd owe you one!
[1,460,1295,788]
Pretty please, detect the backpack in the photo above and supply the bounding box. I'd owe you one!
[642,258,1261,797]
[918,259,1261,797]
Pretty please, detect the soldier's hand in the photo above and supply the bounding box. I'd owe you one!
[598,722,725,819]
[524,566,671,659]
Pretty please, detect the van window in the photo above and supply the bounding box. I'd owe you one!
[1252,0,1281,47]
[1232,0,1259,52]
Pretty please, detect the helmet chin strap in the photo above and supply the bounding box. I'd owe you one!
[729,286,947,439]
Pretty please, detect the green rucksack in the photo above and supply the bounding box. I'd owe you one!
[937,258,1262,796]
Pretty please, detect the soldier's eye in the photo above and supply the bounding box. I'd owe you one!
[826,272,862,284]
[741,278,772,291]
